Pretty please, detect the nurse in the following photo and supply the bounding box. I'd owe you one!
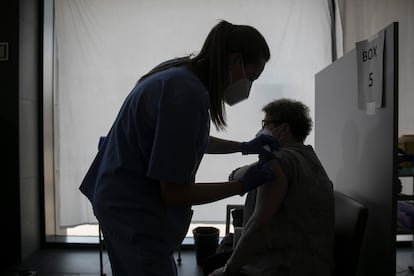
[80,20,277,276]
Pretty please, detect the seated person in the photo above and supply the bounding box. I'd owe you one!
[208,98,334,276]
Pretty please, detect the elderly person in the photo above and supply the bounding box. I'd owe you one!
[210,98,334,276]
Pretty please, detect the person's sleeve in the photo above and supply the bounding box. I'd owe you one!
[147,79,204,184]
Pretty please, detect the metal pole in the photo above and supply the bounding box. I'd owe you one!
[177,246,182,265]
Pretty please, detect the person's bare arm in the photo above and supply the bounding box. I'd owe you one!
[161,159,274,206]
[206,136,242,154]
[224,161,288,274]
[160,180,243,206]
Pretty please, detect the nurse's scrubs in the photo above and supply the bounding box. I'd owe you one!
[80,66,210,275]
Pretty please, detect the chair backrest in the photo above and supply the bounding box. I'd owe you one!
[334,191,368,276]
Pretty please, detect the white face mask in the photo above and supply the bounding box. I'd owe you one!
[223,61,252,106]
[255,127,273,137]
[256,125,283,138]
[254,127,274,153]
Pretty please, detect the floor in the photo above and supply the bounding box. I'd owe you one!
[3,248,203,276]
[397,247,414,275]
[3,247,414,276]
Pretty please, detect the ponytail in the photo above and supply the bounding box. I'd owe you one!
[192,20,234,130]
[137,20,270,131]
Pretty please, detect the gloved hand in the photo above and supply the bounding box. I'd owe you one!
[239,160,275,196]
[240,135,280,158]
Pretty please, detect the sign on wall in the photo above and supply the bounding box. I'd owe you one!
[356,30,385,115]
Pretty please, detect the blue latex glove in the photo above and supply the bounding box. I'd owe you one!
[239,160,275,196]
[240,135,280,158]
[259,152,276,162]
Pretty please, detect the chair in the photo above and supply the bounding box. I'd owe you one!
[225,204,244,235]
[334,191,368,276]
[206,192,367,275]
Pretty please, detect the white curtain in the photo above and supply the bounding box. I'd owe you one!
[54,0,332,227]
[336,0,414,136]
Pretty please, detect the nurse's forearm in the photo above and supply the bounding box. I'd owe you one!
[160,180,242,206]
[206,136,242,154]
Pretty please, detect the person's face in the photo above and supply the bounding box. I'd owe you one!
[226,53,266,87]
[262,115,286,144]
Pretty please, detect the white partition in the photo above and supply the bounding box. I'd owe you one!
[315,22,398,275]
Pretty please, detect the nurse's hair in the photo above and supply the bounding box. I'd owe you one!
[262,98,313,142]
[138,20,270,131]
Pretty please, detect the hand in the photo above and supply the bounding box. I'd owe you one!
[239,160,274,195]
[208,266,225,276]
[240,135,280,158]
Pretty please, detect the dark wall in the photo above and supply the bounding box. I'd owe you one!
[0,0,22,267]
[0,0,42,267]
[315,23,398,275]
[19,0,42,260]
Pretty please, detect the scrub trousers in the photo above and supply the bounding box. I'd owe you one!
[102,228,178,276]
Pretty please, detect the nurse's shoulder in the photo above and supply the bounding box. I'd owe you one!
[158,66,208,103]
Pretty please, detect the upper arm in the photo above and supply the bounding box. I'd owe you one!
[206,136,218,153]
[248,161,288,230]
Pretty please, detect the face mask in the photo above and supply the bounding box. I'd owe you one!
[255,127,275,153]
[223,61,252,106]
[255,127,274,137]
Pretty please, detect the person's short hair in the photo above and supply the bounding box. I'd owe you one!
[262,98,312,141]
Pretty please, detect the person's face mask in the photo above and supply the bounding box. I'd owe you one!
[223,61,252,106]
[255,127,277,153]
[256,125,283,139]
[255,127,273,137]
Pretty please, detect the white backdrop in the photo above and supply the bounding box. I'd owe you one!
[336,0,414,137]
[54,0,332,227]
